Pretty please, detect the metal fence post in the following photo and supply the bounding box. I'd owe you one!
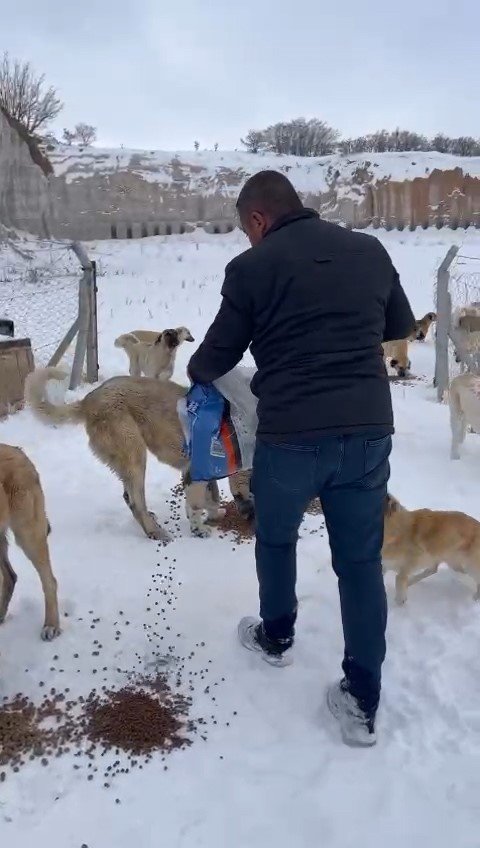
[86,260,99,383]
[434,245,459,401]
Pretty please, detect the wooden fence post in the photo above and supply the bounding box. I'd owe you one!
[69,269,90,390]
[67,241,99,389]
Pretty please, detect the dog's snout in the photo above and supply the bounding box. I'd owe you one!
[186,332,194,342]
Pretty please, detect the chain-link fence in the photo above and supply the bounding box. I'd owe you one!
[435,245,480,400]
[0,239,98,388]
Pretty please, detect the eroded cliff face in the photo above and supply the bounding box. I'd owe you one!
[47,146,480,241]
[0,108,53,238]
[2,124,480,242]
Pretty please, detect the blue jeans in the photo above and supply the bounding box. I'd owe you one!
[251,434,391,713]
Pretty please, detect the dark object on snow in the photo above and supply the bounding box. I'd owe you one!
[0,319,14,338]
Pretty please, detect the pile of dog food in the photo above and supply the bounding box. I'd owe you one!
[0,690,81,777]
[216,500,255,543]
[84,681,191,759]
[0,673,193,783]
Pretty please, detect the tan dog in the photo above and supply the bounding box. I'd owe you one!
[382,338,411,378]
[410,312,436,342]
[0,444,60,640]
[25,368,251,541]
[382,493,480,604]
[449,372,480,460]
[114,327,194,379]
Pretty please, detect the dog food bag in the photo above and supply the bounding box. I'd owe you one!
[213,366,257,470]
[177,383,242,481]
[177,366,258,482]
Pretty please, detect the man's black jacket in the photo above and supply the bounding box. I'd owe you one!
[188,209,415,439]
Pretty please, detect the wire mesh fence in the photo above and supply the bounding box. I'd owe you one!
[0,243,80,367]
[0,238,98,391]
[435,245,480,400]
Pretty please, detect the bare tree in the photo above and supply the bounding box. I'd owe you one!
[241,120,480,159]
[74,122,96,145]
[194,140,200,151]
[431,133,450,153]
[62,123,97,146]
[241,129,267,153]
[62,128,77,145]
[449,136,480,157]
[242,119,338,157]
[0,52,63,134]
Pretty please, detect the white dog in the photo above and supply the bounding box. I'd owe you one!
[114,326,194,379]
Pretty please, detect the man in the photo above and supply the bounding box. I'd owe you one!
[188,170,414,747]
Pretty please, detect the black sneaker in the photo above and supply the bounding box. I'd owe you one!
[326,678,377,747]
[238,617,293,667]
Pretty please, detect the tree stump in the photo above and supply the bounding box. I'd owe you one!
[0,338,34,418]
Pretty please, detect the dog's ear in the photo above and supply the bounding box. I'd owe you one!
[154,333,163,345]
[385,493,403,517]
[428,312,436,321]
[384,494,395,516]
[162,329,179,349]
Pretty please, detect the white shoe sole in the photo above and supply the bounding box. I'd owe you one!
[326,684,377,748]
[238,617,293,667]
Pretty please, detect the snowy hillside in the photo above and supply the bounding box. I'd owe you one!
[2,227,480,848]
[50,145,480,194]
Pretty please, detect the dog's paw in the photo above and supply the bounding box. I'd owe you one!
[213,507,227,520]
[234,495,255,522]
[41,625,61,641]
[147,527,171,542]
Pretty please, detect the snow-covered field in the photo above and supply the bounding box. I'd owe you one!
[2,227,480,848]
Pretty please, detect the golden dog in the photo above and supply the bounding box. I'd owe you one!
[382,493,480,603]
[25,368,252,541]
[0,444,60,640]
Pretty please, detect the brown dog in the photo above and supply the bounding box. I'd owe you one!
[25,368,252,541]
[114,326,194,379]
[382,338,411,378]
[409,312,436,342]
[382,493,480,604]
[0,444,60,640]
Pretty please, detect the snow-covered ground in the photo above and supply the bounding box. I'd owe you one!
[2,227,480,848]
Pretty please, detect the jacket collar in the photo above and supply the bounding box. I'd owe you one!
[265,208,319,238]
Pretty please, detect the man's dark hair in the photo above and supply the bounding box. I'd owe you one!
[236,170,303,220]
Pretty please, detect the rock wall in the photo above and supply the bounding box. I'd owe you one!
[47,147,480,241]
[2,125,480,242]
[0,109,53,237]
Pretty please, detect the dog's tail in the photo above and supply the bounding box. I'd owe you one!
[114,332,139,350]
[25,367,85,425]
